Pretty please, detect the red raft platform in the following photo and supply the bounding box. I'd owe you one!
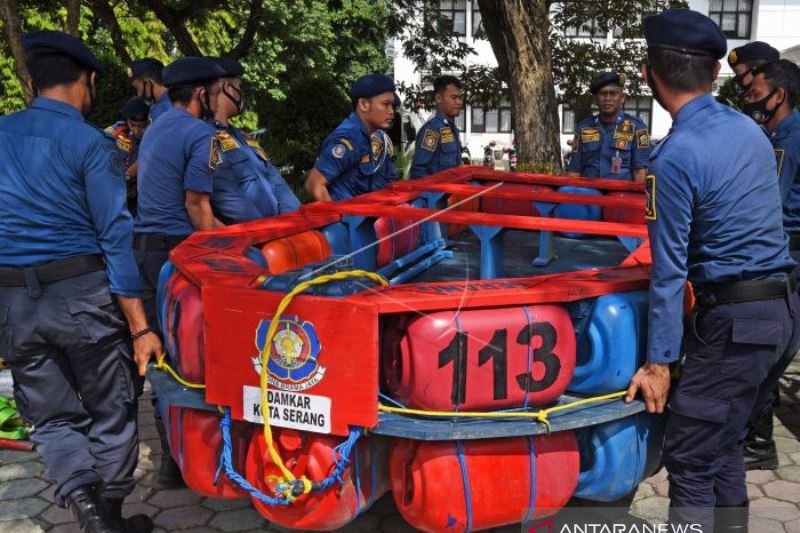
[150,167,667,532]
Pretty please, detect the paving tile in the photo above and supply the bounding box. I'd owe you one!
[207,508,268,531]
[778,465,800,483]
[0,451,40,465]
[1,497,50,521]
[748,516,786,533]
[747,482,764,499]
[629,496,669,523]
[786,517,800,533]
[147,487,203,509]
[0,478,48,500]
[0,518,47,533]
[368,493,399,517]
[200,496,252,511]
[152,505,213,530]
[633,482,654,500]
[36,484,55,503]
[379,515,425,533]
[747,469,777,484]
[0,462,43,483]
[40,504,74,525]
[776,437,800,454]
[126,483,154,504]
[121,502,159,521]
[751,497,800,521]
[330,513,381,533]
[763,479,800,503]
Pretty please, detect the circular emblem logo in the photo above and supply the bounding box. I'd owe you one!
[251,317,326,391]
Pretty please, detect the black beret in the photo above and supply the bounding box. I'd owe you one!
[162,57,225,88]
[212,57,244,78]
[590,71,625,94]
[727,41,780,68]
[644,9,727,59]
[350,74,396,99]
[121,96,150,120]
[128,58,164,79]
[21,30,103,73]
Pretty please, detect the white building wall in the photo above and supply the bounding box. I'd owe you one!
[392,0,800,166]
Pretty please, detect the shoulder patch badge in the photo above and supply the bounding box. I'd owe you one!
[371,134,384,159]
[360,154,370,164]
[645,174,657,220]
[422,129,440,152]
[440,127,455,143]
[116,137,132,152]
[340,138,354,151]
[215,131,240,152]
[636,129,651,149]
[209,137,223,170]
[776,148,786,177]
[332,143,347,159]
[581,127,600,143]
[246,139,268,161]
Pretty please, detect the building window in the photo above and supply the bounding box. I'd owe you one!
[709,0,752,39]
[623,96,653,128]
[470,99,513,134]
[565,18,607,39]
[437,0,467,36]
[472,9,486,39]
[455,109,466,131]
[562,104,577,135]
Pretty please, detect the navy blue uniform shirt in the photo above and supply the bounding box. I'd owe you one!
[314,112,397,200]
[0,97,142,297]
[211,125,300,224]
[645,94,794,364]
[410,112,462,178]
[568,112,651,180]
[150,92,171,121]
[769,110,800,233]
[134,106,216,236]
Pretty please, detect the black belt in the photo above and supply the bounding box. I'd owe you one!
[695,276,796,307]
[134,233,188,251]
[789,234,800,251]
[0,254,105,287]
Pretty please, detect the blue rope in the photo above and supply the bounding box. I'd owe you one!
[218,409,363,506]
[378,393,407,408]
[522,305,533,410]
[524,435,537,523]
[455,441,473,532]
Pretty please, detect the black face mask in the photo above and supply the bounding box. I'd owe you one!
[742,88,783,124]
[733,70,754,96]
[644,64,666,110]
[222,82,245,115]
[141,80,154,105]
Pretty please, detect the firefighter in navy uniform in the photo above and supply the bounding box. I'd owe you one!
[128,58,171,121]
[106,96,150,215]
[410,75,464,178]
[567,71,651,182]
[625,10,800,533]
[727,41,780,98]
[0,31,161,533]
[305,74,399,201]
[209,56,300,223]
[740,59,800,472]
[134,56,225,487]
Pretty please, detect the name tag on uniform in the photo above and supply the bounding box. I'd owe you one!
[611,156,622,174]
[776,148,786,177]
[440,127,455,143]
[645,174,657,220]
[581,127,600,143]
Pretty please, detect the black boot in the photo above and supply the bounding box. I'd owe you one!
[154,417,186,488]
[65,485,121,533]
[715,504,749,533]
[744,408,778,471]
[101,498,154,533]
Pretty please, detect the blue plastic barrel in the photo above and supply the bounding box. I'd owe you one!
[321,222,352,256]
[156,260,177,335]
[567,291,648,395]
[553,186,602,239]
[575,413,664,501]
[244,246,268,269]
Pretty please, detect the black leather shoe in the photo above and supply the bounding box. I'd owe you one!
[101,498,154,533]
[715,504,749,533]
[744,409,778,471]
[65,485,121,533]
[154,417,186,488]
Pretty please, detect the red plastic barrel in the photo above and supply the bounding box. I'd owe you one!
[601,192,645,225]
[481,183,552,217]
[163,273,205,383]
[374,204,421,267]
[384,306,576,410]
[446,194,480,237]
[260,230,332,275]
[246,429,390,531]
[163,407,252,499]
[390,432,579,533]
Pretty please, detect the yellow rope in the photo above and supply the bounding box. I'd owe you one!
[258,270,389,500]
[154,354,206,390]
[377,391,627,433]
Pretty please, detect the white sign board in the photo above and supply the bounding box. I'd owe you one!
[242,385,331,434]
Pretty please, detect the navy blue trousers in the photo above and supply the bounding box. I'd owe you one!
[0,270,140,506]
[666,289,800,531]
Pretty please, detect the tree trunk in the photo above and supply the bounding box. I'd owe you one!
[65,0,81,36]
[86,0,132,64]
[477,0,563,172]
[145,0,202,56]
[0,0,34,104]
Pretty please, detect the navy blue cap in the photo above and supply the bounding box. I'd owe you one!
[22,30,103,73]
[350,74,396,99]
[128,58,164,79]
[727,41,780,67]
[212,57,244,78]
[590,71,625,94]
[644,9,727,59]
[121,97,150,120]
[162,57,225,88]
